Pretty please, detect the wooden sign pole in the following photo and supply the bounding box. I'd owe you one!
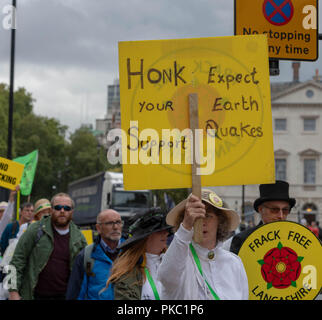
[189,93,203,244]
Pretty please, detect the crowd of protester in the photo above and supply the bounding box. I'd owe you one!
[0,180,320,300]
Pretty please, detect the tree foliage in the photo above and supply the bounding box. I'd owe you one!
[0,83,115,203]
[0,84,34,157]
[152,188,189,210]
[67,127,106,182]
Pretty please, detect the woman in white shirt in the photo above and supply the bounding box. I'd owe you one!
[106,208,171,300]
[158,189,249,300]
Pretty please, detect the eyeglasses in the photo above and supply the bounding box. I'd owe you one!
[98,220,124,227]
[53,205,72,212]
[262,205,290,214]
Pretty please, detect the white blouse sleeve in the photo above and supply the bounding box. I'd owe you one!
[157,223,192,289]
[239,257,249,300]
[0,201,14,239]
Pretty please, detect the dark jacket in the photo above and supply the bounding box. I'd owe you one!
[65,247,86,300]
[318,227,322,241]
[9,216,87,300]
[0,221,19,254]
[230,222,263,255]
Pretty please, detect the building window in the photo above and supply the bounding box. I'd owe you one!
[303,118,316,131]
[305,89,314,98]
[304,159,316,184]
[275,159,286,180]
[302,203,317,213]
[242,202,255,226]
[275,118,287,131]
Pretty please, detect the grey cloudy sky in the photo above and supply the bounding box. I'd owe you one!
[0,0,321,135]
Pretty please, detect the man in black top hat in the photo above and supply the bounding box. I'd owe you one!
[230,180,296,255]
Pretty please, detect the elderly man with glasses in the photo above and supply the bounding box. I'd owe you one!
[230,180,296,255]
[66,209,124,300]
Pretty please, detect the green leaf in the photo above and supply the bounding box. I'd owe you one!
[291,281,297,288]
[297,256,304,262]
[277,242,283,250]
[267,282,273,290]
[257,259,265,266]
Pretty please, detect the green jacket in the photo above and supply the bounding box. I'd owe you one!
[9,216,87,300]
[114,267,143,300]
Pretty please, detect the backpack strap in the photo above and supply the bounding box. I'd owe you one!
[35,222,45,245]
[84,244,95,277]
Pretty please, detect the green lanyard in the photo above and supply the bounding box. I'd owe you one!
[189,243,220,300]
[144,267,160,300]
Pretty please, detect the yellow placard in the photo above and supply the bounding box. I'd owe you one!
[119,35,275,190]
[239,221,322,300]
[81,229,93,245]
[0,156,25,190]
[235,0,318,61]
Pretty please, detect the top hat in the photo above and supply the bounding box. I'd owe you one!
[253,180,296,212]
[118,207,172,250]
[166,189,240,232]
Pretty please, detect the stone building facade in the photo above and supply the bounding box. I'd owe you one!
[212,64,322,226]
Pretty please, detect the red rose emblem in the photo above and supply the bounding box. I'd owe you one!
[258,242,303,289]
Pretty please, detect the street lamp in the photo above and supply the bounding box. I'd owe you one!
[7,0,17,160]
[241,184,245,222]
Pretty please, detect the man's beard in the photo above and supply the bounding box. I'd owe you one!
[52,214,72,228]
[105,231,122,243]
[108,233,121,241]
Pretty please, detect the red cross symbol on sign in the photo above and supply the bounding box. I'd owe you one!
[263,0,294,26]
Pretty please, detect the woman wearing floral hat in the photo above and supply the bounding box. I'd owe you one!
[105,207,171,300]
[33,198,51,221]
[158,189,249,300]
[16,198,51,239]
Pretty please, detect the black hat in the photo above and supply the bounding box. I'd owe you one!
[253,180,296,212]
[118,207,172,250]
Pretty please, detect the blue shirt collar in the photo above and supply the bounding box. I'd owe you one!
[100,238,120,254]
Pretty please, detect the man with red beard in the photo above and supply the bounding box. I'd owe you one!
[8,193,87,300]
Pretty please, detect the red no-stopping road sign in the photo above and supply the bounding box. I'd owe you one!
[263,0,294,26]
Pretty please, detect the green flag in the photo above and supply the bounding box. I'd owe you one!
[13,150,39,196]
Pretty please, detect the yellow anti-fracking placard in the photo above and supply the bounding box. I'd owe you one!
[119,35,275,190]
[239,221,322,300]
[81,229,93,245]
[0,156,24,190]
[235,0,318,61]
